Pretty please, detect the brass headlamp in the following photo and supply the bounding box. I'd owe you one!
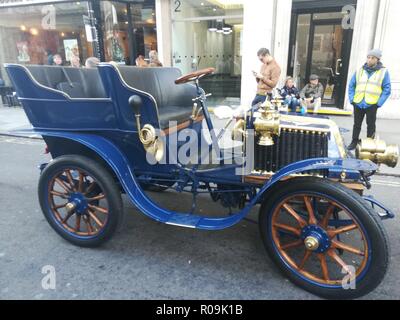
[356,138,399,168]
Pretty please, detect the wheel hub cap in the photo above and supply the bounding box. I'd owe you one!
[304,236,319,251]
[68,193,88,215]
[301,225,331,254]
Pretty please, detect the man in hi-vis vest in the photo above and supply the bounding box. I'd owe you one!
[347,49,391,150]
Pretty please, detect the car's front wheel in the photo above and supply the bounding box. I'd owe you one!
[259,177,389,299]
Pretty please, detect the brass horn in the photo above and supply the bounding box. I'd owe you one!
[139,124,165,163]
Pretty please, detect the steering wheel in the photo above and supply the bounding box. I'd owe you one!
[175,67,215,85]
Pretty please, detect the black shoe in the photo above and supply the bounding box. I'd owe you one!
[347,141,358,151]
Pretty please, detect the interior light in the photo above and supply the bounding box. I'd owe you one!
[30,28,39,36]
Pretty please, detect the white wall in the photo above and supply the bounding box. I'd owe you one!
[374,0,400,119]
[272,0,293,89]
[156,0,172,67]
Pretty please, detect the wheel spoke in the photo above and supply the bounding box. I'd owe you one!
[88,204,108,215]
[62,211,74,224]
[327,249,354,275]
[87,210,104,229]
[331,240,365,256]
[274,223,301,237]
[283,204,307,228]
[304,196,317,225]
[83,215,94,234]
[52,203,67,210]
[55,178,72,194]
[65,170,77,192]
[50,191,69,199]
[281,240,304,251]
[318,254,330,281]
[321,205,335,229]
[84,182,97,195]
[75,215,81,233]
[298,250,312,270]
[78,172,84,193]
[328,224,358,238]
[87,194,106,202]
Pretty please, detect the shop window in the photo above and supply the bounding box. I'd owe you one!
[101,1,130,64]
[130,0,157,62]
[171,0,244,106]
[293,14,311,88]
[0,2,94,85]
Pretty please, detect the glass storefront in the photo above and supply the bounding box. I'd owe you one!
[130,1,157,60]
[100,0,157,65]
[0,0,158,87]
[0,2,93,85]
[171,0,244,106]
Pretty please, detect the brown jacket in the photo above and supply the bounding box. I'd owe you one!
[256,59,281,95]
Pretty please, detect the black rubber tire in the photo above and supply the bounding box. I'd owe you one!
[38,155,123,248]
[259,177,390,300]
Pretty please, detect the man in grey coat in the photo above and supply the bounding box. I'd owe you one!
[300,74,324,113]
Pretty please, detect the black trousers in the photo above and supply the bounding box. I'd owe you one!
[352,105,378,142]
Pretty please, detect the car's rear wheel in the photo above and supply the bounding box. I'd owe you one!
[38,155,123,247]
[259,177,389,299]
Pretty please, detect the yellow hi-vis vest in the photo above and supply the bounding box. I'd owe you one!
[354,67,386,105]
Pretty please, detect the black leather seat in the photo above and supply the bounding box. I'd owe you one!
[26,65,107,99]
[117,66,200,129]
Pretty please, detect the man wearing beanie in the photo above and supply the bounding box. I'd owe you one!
[347,49,392,150]
[300,74,324,114]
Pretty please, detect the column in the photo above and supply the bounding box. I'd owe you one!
[272,0,293,88]
[240,0,275,107]
[374,0,400,119]
[156,0,172,67]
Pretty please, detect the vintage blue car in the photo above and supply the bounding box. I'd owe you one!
[5,63,398,299]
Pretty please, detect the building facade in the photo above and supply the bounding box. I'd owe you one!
[0,0,399,118]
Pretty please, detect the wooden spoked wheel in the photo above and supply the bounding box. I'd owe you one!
[259,177,389,299]
[270,194,369,286]
[39,155,123,247]
[48,168,109,237]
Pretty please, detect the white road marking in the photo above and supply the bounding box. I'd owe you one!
[372,179,400,188]
[0,136,43,146]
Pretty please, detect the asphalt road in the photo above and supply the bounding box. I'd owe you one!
[0,136,399,300]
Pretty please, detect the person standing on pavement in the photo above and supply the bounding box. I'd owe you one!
[251,48,281,106]
[347,49,392,150]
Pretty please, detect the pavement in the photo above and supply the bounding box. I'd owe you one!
[1,105,399,176]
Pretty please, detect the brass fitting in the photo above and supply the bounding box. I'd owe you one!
[254,103,281,146]
[139,124,164,163]
[304,236,319,251]
[356,138,399,168]
[232,119,246,142]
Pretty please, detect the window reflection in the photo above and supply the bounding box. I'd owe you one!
[171,0,244,106]
[0,2,93,84]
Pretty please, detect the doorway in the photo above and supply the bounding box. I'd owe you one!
[288,4,356,108]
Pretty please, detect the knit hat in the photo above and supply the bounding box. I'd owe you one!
[367,49,383,59]
[310,74,319,81]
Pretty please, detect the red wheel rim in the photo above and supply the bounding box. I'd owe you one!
[271,194,369,286]
[47,168,109,237]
